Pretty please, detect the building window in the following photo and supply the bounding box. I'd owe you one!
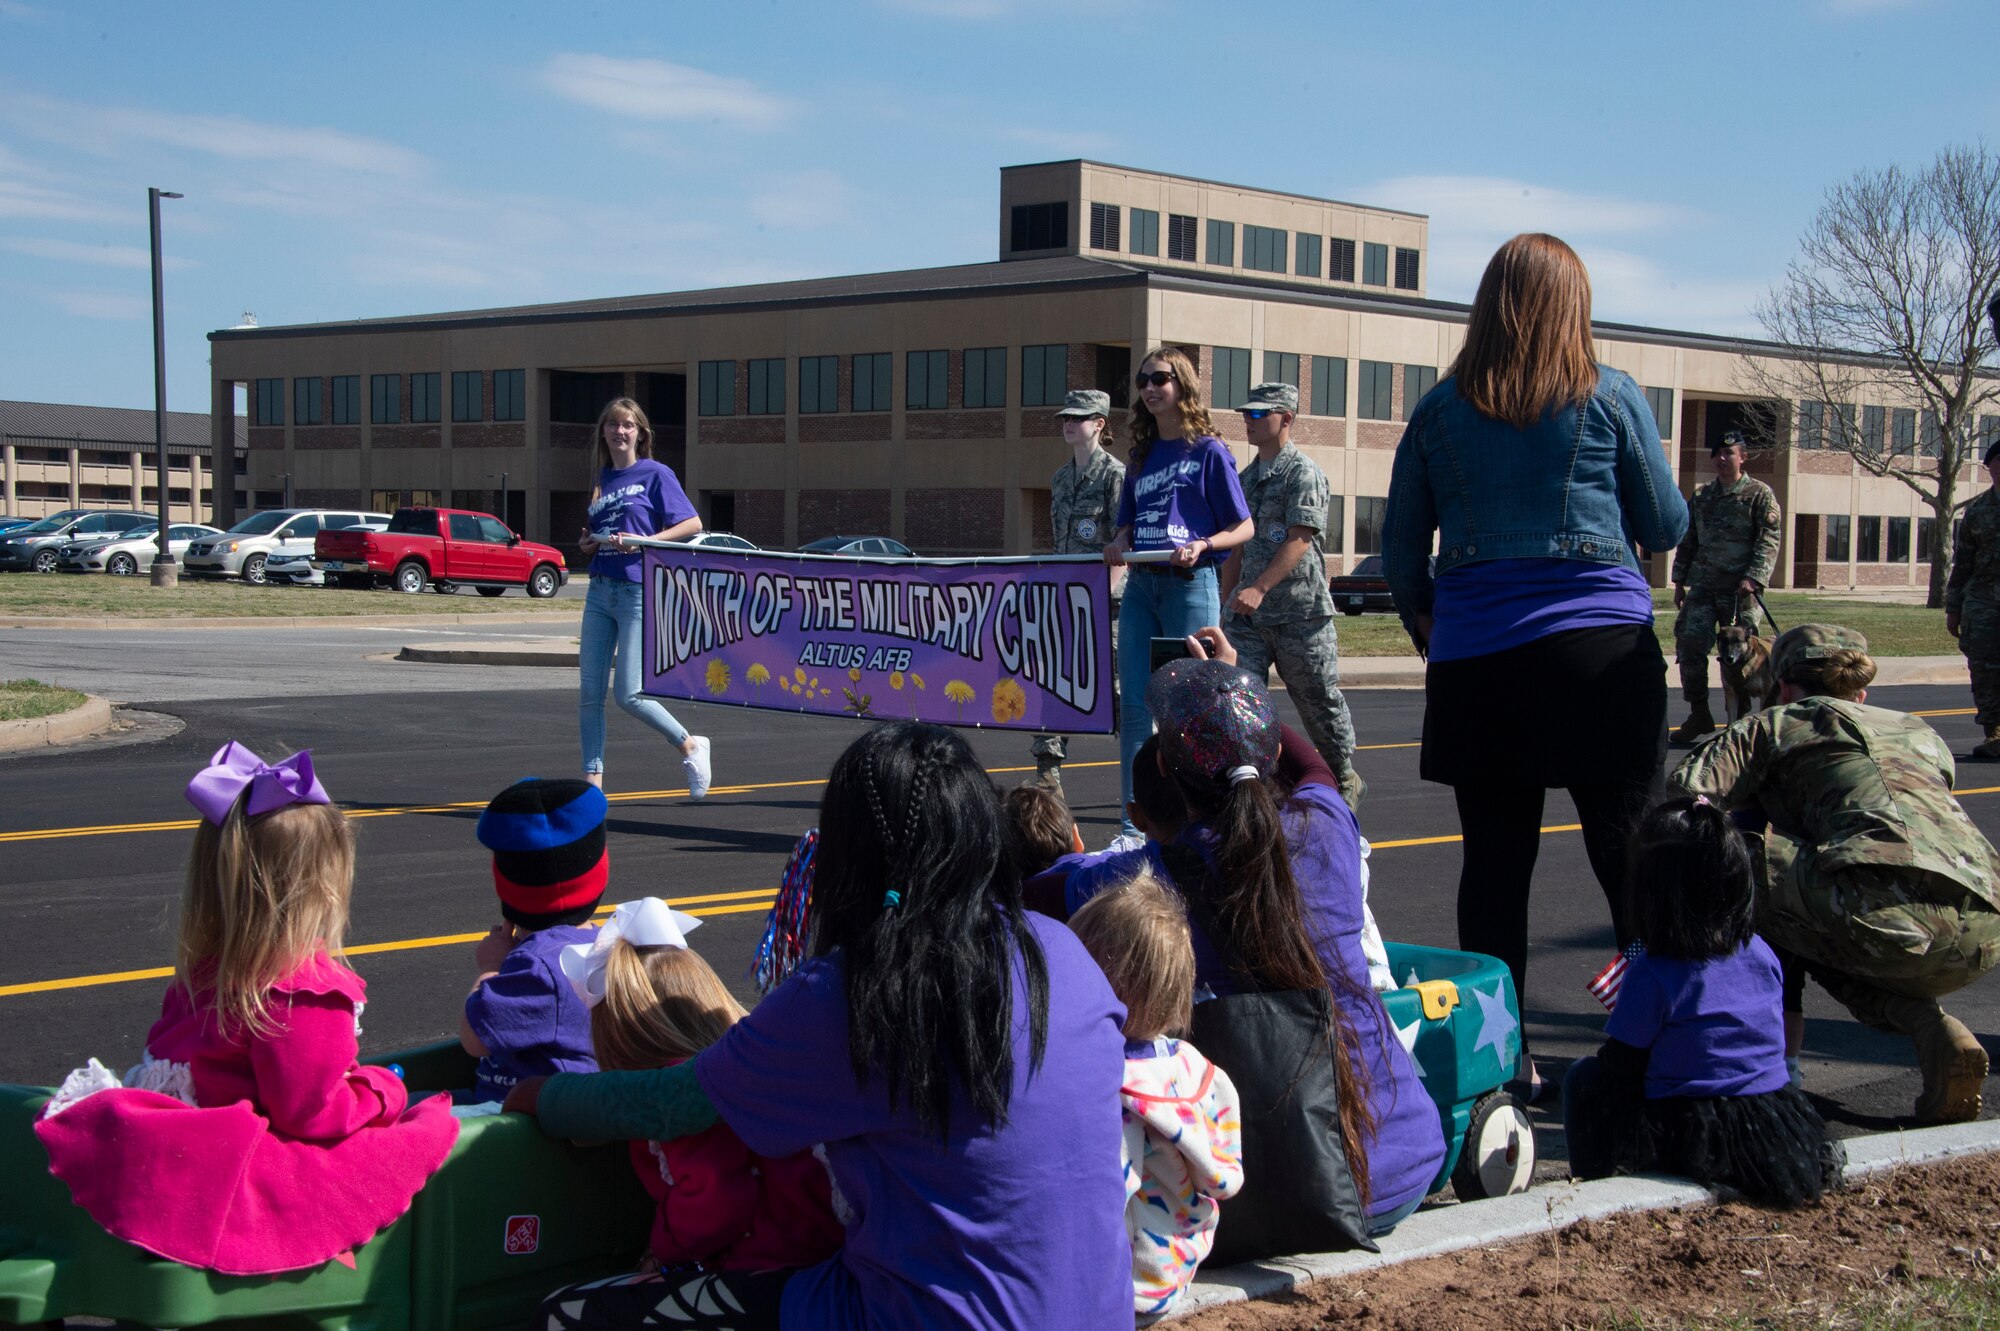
[293,377,322,426]
[1358,360,1395,420]
[1887,516,1912,563]
[371,374,399,424]
[1797,400,1825,450]
[452,370,483,422]
[1022,344,1067,408]
[1981,415,2000,451]
[963,347,1007,409]
[330,375,360,426]
[698,361,736,417]
[1167,213,1197,262]
[1401,365,1438,419]
[1919,515,1937,559]
[1088,202,1120,252]
[1311,355,1348,417]
[1920,410,1942,457]
[411,373,441,423]
[1329,237,1356,283]
[253,378,285,425]
[1354,496,1388,555]
[1263,351,1300,390]
[1324,494,1346,554]
[1824,514,1851,563]
[747,359,785,415]
[1129,208,1159,257]
[493,369,526,421]
[852,353,892,413]
[1394,247,1420,291]
[799,356,839,414]
[1892,407,1916,453]
[1644,386,1674,438]
[1295,233,1322,279]
[1362,242,1389,287]
[1860,404,1886,453]
[1212,347,1251,416]
[1010,201,1068,252]
[1206,219,1235,267]
[1243,225,1286,274]
[907,350,948,410]
[1856,515,1883,562]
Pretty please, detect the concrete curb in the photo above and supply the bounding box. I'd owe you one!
[0,696,113,752]
[0,611,575,631]
[398,640,579,667]
[1172,1118,2000,1320]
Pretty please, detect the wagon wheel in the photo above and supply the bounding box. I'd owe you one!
[1451,1089,1536,1200]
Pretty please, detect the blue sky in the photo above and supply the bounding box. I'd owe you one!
[1,0,1992,413]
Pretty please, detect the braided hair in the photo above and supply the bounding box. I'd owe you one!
[811,722,1049,1139]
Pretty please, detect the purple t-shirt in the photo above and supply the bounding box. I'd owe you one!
[464,925,599,1103]
[1116,436,1250,566]
[586,459,697,583]
[694,913,1132,1331]
[1428,557,1654,662]
[1605,938,1790,1100]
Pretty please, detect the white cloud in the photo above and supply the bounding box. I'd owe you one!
[997,126,1117,158]
[0,1,37,17]
[49,289,148,319]
[538,54,791,129]
[748,170,858,229]
[0,236,192,269]
[0,177,119,221]
[1353,175,1697,238]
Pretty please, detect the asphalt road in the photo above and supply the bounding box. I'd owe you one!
[4,625,1998,1169]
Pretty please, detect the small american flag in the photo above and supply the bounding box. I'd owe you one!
[1588,942,1647,1011]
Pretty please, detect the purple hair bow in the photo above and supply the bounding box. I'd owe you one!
[184,741,331,826]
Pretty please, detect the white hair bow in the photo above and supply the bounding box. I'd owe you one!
[559,897,704,1007]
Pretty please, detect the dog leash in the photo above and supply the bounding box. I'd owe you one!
[1753,589,1782,635]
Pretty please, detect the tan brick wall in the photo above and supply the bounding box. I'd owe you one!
[1856,563,1916,586]
[294,426,361,451]
[373,425,442,449]
[800,414,890,444]
[1798,452,1853,475]
[907,411,1004,441]
[1291,418,1343,448]
[550,423,596,451]
[1356,422,1401,450]
[798,488,891,544]
[737,489,786,548]
[249,426,283,451]
[699,418,786,445]
[906,487,1004,555]
[448,423,525,449]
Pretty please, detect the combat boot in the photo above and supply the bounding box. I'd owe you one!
[1030,756,1064,796]
[1671,695,1715,743]
[1972,725,2000,762]
[1334,765,1367,812]
[1912,1008,1989,1125]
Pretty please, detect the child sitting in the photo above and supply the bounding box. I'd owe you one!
[1004,781,1095,879]
[36,742,458,1274]
[1562,795,1842,1206]
[1674,624,2000,1123]
[549,898,842,1319]
[460,777,607,1103]
[1068,872,1244,1321]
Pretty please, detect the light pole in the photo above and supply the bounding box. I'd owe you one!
[148,187,183,588]
[492,470,509,528]
[280,472,292,508]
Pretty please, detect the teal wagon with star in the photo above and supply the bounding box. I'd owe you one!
[1380,941,1536,1200]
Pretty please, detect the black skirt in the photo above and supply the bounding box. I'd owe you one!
[1420,623,1667,788]
[1623,1087,1845,1207]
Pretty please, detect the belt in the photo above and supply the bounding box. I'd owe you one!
[1131,563,1196,582]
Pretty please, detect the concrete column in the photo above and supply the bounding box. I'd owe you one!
[67,445,79,505]
[211,377,238,528]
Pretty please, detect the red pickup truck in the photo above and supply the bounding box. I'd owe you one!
[315,507,569,598]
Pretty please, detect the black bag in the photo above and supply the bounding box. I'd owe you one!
[1162,846,1377,1265]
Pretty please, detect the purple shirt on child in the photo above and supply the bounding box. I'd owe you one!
[586,459,697,583]
[695,913,1132,1331]
[1606,938,1791,1099]
[464,925,598,1103]
[1116,436,1250,567]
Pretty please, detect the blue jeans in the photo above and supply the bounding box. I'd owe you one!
[579,577,689,775]
[1117,564,1219,835]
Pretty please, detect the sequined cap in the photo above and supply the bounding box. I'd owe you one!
[1145,657,1280,784]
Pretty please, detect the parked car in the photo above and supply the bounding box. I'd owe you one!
[685,531,760,551]
[798,535,916,558]
[265,523,387,586]
[0,510,156,573]
[183,509,391,585]
[1327,554,1435,615]
[0,517,36,535]
[57,523,220,576]
[315,507,569,597]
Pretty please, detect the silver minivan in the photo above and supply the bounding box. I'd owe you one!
[183,509,392,585]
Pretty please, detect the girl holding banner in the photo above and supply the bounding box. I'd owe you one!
[1103,348,1252,840]
[577,398,714,799]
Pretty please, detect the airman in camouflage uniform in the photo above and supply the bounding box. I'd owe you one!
[1222,382,1363,807]
[1671,431,1782,741]
[1031,389,1126,792]
[1944,439,2000,760]
[1673,624,2000,1123]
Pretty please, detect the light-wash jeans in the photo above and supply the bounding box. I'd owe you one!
[1117,564,1220,835]
[579,576,689,775]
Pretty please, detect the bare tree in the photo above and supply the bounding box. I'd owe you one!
[1744,143,2000,606]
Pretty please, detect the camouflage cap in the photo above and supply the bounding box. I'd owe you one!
[1772,622,1870,681]
[1237,382,1299,414]
[1054,389,1111,419]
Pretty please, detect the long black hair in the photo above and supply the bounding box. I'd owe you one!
[810,722,1049,1139]
[1626,795,1758,961]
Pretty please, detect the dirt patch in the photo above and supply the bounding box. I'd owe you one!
[1181,1154,2000,1330]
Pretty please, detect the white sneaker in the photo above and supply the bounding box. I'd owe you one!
[1105,832,1146,854]
[683,737,712,801]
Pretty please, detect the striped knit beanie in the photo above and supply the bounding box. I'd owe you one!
[477,778,609,928]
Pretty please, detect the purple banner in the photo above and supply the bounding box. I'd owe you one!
[640,545,1114,733]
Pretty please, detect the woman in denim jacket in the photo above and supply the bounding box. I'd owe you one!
[1382,233,1688,1099]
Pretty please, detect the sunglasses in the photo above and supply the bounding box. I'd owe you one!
[1134,371,1177,389]
[1241,409,1275,420]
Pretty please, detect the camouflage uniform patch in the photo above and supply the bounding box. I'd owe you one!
[1229,445,1353,770]
[1945,487,2000,728]
[1671,475,1782,699]
[1672,696,2000,998]
[1036,446,1127,773]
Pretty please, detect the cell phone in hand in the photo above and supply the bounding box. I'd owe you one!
[1150,636,1194,674]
